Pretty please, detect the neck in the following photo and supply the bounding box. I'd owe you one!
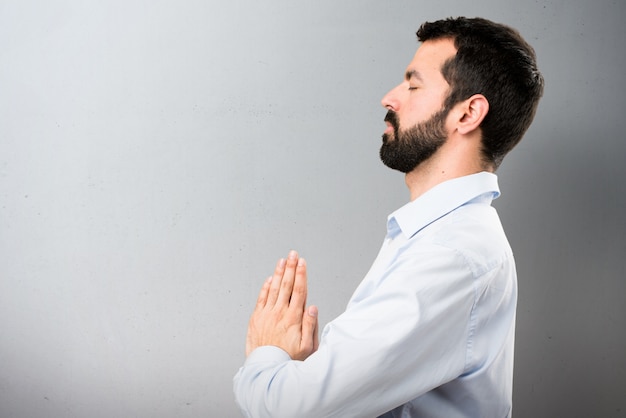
[404,137,492,201]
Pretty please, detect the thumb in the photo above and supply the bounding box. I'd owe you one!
[300,305,319,355]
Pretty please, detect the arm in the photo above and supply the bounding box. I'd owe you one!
[234,246,479,418]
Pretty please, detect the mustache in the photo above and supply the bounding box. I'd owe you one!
[384,110,399,130]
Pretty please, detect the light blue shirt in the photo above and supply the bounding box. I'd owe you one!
[234,172,517,417]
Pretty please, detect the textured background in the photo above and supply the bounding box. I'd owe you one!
[1,0,624,416]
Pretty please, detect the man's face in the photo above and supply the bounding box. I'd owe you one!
[379,38,457,173]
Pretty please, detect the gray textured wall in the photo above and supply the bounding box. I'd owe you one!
[1,1,624,417]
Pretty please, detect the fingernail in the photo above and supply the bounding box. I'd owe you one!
[297,257,306,267]
[278,258,286,268]
[288,250,297,260]
[308,306,318,317]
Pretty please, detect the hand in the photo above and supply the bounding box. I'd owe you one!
[245,250,319,361]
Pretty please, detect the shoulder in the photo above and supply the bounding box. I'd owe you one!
[405,202,513,278]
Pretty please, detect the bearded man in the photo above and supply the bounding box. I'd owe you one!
[234,16,544,418]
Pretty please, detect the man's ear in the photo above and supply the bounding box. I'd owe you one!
[455,94,489,135]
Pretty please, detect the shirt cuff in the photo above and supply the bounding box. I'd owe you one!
[245,345,292,366]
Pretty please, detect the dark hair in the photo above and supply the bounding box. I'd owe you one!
[417,17,544,168]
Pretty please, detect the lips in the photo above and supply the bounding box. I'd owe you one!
[384,122,394,134]
[384,110,399,134]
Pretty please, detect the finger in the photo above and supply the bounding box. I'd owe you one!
[277,250,299,306]
[288,256,308,310]
[254,276,272,310]
[312,308,320,352]
[300,305,319,357]
[266,257,286,306]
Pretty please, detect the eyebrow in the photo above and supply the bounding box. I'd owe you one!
[405,69,423,82]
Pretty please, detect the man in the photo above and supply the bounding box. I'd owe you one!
[234,16,544,417]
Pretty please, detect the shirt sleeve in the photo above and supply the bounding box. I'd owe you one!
[233,244,483,418]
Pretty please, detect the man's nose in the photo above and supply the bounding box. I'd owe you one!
[381,84,401,111]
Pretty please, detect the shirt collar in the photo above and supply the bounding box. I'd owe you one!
[388,172,501,239]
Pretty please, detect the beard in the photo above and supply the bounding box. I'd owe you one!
[379,107,449,173]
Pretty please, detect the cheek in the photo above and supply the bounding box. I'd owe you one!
[399,104,427,129]
[403,94,445,126]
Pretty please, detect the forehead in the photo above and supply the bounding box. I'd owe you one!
[405,38,457,81]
